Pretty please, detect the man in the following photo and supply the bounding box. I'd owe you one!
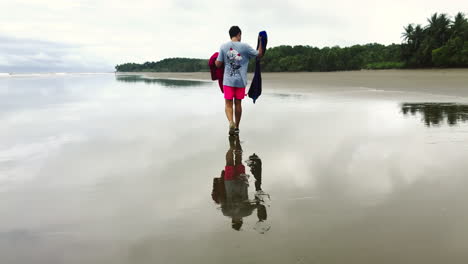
[216,26,263,135]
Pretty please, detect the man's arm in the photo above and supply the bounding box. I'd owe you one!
[216,46,224,68]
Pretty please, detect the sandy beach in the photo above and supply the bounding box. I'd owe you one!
[118,69,468,97]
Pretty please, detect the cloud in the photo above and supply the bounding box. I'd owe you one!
[0,35,113,73]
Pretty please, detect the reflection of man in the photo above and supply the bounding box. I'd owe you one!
[211,136,269,232]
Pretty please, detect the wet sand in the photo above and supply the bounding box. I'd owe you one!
[119,69,468,97]
[1,73,468,264]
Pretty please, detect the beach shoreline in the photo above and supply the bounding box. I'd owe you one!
[116,69,468,98]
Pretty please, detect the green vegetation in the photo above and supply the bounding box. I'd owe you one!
[402,12,468,67]
[250,43,402,72]
[115,58,209,72]
[364,62,405,70]
[116,12,468,72]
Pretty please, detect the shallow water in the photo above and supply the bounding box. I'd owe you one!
[1,73,468,264]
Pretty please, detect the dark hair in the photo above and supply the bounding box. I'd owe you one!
[229,26,241,38]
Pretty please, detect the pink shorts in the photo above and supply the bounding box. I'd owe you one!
[223,85,246,100]
[224,164,246,180]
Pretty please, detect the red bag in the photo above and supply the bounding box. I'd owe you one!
[208,52,224,93]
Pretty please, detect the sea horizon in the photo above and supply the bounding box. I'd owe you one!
[0,72,115,77]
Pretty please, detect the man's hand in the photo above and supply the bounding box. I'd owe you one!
[215,60,223,68]
[257,36,264,58]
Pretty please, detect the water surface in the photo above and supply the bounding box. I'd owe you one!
[1,73,468,264]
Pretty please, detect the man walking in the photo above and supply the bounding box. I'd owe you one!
[216,26,263,135]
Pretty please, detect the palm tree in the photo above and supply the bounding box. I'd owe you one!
[402,24,424,52]
[451,12,468,39]
[413,25,425,48]
[402,24,414,43]
[437,13,452,44]
[426,13,439,31]
[426,13,451,46]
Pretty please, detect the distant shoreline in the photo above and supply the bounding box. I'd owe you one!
[116,69,468,98]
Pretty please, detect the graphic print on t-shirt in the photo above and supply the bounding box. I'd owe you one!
[227,48,242,77]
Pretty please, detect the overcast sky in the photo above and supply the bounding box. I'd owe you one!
[0,0,466,72]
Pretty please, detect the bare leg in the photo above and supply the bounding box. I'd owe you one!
[226,139,234,166]
[234,99,242,129]
[234,136,242,165]
[225,99,234,126]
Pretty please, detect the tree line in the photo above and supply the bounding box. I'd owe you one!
[115,58,209,72]
[115,12,468,73]
[402,12,468,67]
